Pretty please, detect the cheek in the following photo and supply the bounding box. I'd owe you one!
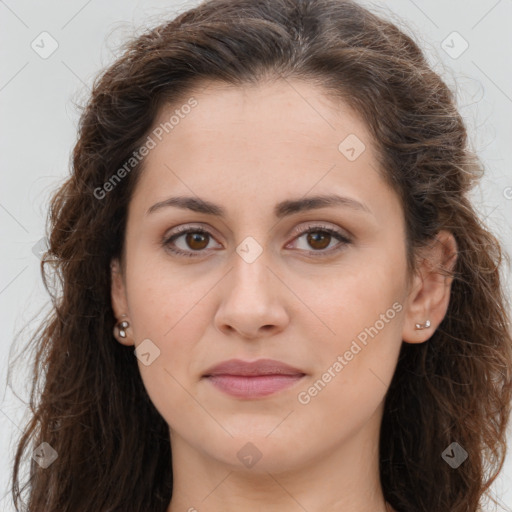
[127,288,207,381]
[125,257,208,338]
[123,260,214,388]
[126,281,206,431]
[296,244,406,391]
[293,274,404,441]
[302,248,406,341]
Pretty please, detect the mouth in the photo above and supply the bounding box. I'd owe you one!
[204,374,306,398]
[202,358,306,399]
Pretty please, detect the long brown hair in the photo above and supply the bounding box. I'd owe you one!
[9,0,512,510]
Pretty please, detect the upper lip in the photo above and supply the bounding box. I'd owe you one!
[202,358,306,377]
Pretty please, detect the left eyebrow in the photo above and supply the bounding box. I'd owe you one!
[146,193,373,218]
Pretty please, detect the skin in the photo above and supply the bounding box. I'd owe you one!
[110,79,457,512]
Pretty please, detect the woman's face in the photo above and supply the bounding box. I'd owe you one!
[111,79,421,474]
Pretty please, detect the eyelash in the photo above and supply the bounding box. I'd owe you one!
[162,224,352,258]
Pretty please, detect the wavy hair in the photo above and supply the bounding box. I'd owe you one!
[9,0,512,511]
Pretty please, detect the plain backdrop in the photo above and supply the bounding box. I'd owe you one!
[1,0,511,510]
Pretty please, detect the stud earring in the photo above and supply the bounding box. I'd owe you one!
[114,315,130,338]
[415,319,431,330]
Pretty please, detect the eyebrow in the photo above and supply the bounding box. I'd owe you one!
[146,193,373,218]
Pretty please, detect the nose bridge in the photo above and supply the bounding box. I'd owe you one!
[214,237,289,337]
[229,237,274,303]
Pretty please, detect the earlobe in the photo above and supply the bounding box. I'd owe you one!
[110,258,134,346]
[113,315,133,346]
[401,230,458,344]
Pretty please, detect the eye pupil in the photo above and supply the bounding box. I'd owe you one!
[307,232,330,250]
[186,232,209,250]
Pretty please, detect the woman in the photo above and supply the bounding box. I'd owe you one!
[10,0,512,511]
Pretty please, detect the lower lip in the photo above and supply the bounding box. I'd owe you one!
[204,374,305,398]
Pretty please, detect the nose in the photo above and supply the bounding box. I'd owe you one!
[213,251,290,340]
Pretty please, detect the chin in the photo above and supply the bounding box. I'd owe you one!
[205,432,312,475]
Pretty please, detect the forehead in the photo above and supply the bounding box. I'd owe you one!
[150,78,375,158]
[130,79,397,221]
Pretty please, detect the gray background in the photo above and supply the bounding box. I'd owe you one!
[1,0,511,509]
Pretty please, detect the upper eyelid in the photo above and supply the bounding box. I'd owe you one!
[166,222,349,241]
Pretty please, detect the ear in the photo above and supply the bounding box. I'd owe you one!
[110,257,134,346]
[402,230,458,344]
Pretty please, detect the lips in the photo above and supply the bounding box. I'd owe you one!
[202,358,305,377]
[202,358,306,399]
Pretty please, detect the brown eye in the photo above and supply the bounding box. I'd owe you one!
[164,224,351,259]
[306,231,331,250]
[163,227,220,257]
[289,225,352,256]
[185,232,210,251]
